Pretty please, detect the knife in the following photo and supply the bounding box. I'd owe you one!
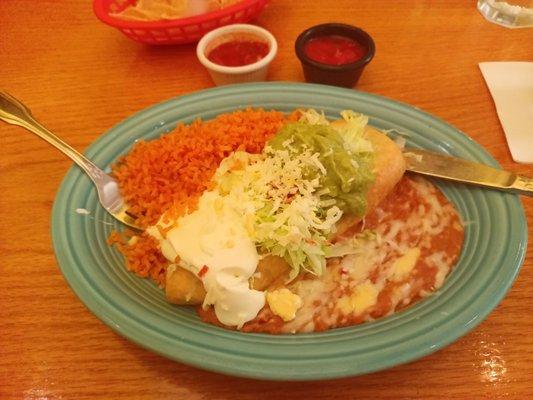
[403,149,533,196]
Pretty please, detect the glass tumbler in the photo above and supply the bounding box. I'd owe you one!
[477,0,533,27]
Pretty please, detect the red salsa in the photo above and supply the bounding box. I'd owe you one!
[207,40,270,67]
[304,35,366,65]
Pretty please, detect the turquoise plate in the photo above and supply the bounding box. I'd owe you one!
[51,82,527,380]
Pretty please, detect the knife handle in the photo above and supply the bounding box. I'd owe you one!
[512,175,533,196]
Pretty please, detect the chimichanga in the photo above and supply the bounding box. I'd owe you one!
[165,125,406,305]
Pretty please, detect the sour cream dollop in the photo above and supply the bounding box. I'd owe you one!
[148,191,265,328]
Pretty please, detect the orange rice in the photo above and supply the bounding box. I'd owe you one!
[108,109,295,286]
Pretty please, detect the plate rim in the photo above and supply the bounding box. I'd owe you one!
[51,82,528,380]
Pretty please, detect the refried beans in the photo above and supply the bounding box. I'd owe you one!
[198,176,464,333]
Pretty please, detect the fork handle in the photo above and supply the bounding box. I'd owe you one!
[0,91,111,187]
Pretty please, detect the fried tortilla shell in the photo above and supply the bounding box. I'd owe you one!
[332,123,406,237]
[166,266,206,305]
[165,255,290,305]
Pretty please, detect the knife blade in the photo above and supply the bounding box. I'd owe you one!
[403,149,533,196]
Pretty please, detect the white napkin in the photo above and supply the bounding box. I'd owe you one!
[479,62,533,164]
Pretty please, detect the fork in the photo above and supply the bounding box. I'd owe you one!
[0,91,141,230]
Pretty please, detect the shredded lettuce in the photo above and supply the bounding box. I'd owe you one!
[327,230,379,258]
[215,146,341,280]
[212,109,375,280]
[298,109,330,126]
[300,109,373,154]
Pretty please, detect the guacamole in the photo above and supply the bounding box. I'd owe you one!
[268,122,375,216]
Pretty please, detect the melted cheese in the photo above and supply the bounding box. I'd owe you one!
[266,289,303,322]
[428,251,450,289]
[391,247,421,281]
[337,280,379,315]
[280,177,460,333]
[339,238,383,284]
[283,278,332,333]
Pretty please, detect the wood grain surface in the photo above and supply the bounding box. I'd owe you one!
[1,1,532,399]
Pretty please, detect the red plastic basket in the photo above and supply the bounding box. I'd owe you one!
[93,0,270,45]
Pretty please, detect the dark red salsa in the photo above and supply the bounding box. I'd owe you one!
[304,35,366,65]
[207,40,270,67]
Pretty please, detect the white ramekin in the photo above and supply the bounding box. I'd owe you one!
[196,24,278,86]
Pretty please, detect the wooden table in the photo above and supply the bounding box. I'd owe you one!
[1,1,532,398]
